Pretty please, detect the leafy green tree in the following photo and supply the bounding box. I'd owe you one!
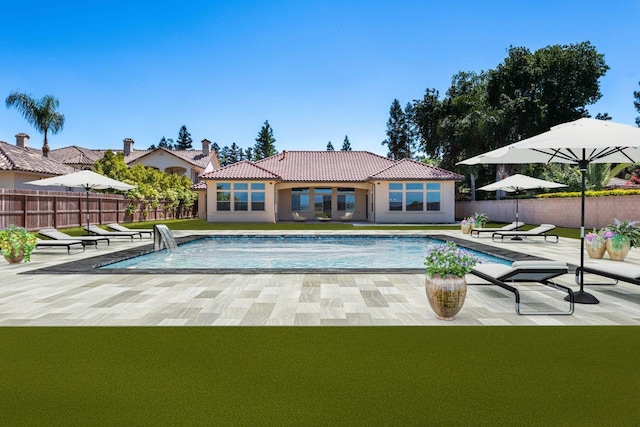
[5,91,65,157]
[175,125,193,150]
[253,120,277,160]
[326,141,334,151]
[634,81,640,127]
[93,150,130,181]
[341,135,352,151]
[158,137,174,150]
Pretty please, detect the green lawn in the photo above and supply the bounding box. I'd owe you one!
[1,327,638,425]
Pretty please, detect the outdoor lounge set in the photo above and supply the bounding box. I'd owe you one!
[36,224,151,254]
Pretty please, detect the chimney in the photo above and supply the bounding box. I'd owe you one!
[281,150,286,160]
[15,133,29,149]
[201,138,210,156]
[123,138,134,156]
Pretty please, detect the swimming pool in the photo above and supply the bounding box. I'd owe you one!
[99,235,511,271]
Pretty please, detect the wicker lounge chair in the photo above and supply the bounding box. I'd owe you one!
[469,221,524,238]
[469,260,574,315]
[491,224,559,243]
[39,228,110,247]
[107,223,153,239]
[84,224,143,241]
[35,238,86,254]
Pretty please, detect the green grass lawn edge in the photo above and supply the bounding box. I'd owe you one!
[1,326,638,426]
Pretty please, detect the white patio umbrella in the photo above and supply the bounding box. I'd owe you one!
[25,170,136,233]
[459,118,640,304]
[478,174,567,225]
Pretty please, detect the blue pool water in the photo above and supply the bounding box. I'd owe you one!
[101,235,511,270]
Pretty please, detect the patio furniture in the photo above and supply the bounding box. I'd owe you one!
[35,238,86,254]
[39,228,110,247]
[292,212,307,222]
[107,223,153,239]
[575,264,640,287]
[469,221,524,238]
[339,211,353,221]
[84,224,143,241]
[469,260,574,315]
[491,224,559,243]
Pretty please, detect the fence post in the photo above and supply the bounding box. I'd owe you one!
[23,194,28,228]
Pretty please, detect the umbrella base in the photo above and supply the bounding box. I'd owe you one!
[566,290,599,304]
[510,236,524,241]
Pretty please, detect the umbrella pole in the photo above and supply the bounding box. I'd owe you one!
[567,161,599,304]
[86,190,91,235]
[511,190,523,241]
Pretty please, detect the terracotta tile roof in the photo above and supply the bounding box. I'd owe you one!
[255,151,397,182]
[369,158,465,181]
[49,145,102,165]
[199,151,463,182]
[0,141,76,175]
[126,147,213,168]
[191,181,206,190]
[200,160,281,180]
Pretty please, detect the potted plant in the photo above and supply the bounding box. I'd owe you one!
[585,229,606,259]
[460,217,474,234]
[603,219,640,261]
[0,225,38,264]
[424,241,478,320]
[472,212,489,228]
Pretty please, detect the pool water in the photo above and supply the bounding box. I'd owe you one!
[101,235,511,270]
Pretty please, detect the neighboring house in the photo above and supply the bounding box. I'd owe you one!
[0,134,76,190]
[50,138,219,184]
[199,150,464,223]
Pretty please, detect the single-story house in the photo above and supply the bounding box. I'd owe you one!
[199,150,464,223]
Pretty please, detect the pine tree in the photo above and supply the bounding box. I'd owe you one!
[382,99,409,159]
[253,120,277,160]
[341,135,352,151]
[229,143,241,163]
[326,141,335,151]
[175,125,193,150]
[158,137,174,150]
[244,147,253,161]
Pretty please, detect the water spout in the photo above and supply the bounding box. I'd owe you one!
[154,224,178,252]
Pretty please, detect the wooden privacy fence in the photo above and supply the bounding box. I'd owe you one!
[0,189,196,231]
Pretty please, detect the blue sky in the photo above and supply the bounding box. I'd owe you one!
[1,0,639,156]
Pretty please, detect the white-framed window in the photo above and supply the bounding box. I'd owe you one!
[388,182,441,212]
[216,182,266,212]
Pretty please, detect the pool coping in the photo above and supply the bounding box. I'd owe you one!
[23,234,550,275]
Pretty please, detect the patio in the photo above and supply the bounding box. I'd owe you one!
[2,229,640,326]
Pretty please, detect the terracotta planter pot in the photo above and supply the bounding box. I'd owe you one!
[425,275,467,320]
[3,248,24,264]
[606,239,631,261]
[585,241,606,259]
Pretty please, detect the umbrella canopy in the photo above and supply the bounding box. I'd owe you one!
[458,118,640,304]
[25,171,135,234]
[24,170,135,191]
[478,174,567,223]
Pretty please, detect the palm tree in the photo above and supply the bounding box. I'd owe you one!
[5,91,65,157]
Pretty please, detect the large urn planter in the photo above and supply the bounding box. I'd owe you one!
[3,249,24,264]
[461,223,472,234]
[585,240,606,259]
[425,275,467,320]
[606,238,631,261]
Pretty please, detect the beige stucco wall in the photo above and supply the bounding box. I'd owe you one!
[372,180,457,224]
[0,171,84,191]
[129,151,202,183]
[456,195,640,229]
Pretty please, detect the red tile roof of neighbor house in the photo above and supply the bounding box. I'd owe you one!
[0,141,76,175]
[200,151,464,182]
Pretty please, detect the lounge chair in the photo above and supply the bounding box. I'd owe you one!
[292,212,307,222]
[339,211,353,221]
[107,223,153,239]
[576,263,640,287]
[83,224,143,241]
[39,228,110,247]
[491,224,559,243]
[469,260,574,315]
[35,238,86,254]
[469,221,524,238]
